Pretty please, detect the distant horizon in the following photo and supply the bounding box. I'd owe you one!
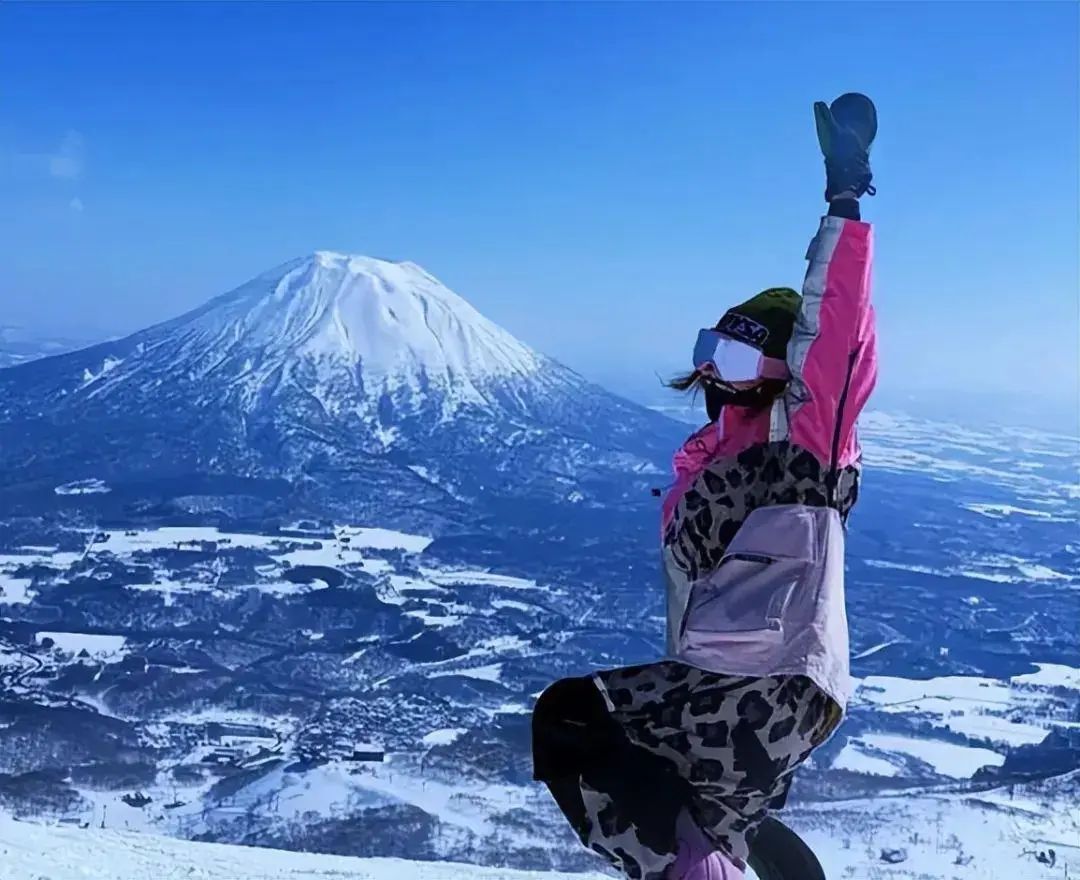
[7,231,1080,422]
[3,298,1076,438]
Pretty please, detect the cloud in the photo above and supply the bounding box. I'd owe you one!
[0,130,86,182]
[49,131,84,180]
[69,197,84,213]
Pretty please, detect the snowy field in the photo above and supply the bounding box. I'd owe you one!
[0,813,607,880]
[801,775,1080,880]
[0,524,435,607]
[4,773,1078,880]
[850,672,1071,749]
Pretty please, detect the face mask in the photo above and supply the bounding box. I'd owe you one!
[704,381,773,420]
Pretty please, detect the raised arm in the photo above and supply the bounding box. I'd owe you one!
[785,202,878,477]
[783,93,880,485]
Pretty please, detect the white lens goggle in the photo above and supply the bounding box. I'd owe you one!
[693,329,790,383]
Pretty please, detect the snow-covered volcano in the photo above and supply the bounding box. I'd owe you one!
[0,254,679,526]
[151,252,546,419]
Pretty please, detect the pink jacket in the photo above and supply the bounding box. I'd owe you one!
[662,216,878,709]
[662,216,878,530]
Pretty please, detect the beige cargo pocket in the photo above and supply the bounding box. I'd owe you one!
[678,505,821,649]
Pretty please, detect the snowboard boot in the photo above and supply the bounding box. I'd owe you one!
[814,92,877,200]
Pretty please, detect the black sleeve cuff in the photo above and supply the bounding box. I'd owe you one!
[827,198,862,221]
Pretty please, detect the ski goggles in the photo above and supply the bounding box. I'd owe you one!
[693,329,790,383]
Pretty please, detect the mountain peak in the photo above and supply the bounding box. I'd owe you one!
[166,252,546,397]
[309,250,422,277]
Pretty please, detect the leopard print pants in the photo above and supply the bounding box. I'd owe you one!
[534,663,839,880]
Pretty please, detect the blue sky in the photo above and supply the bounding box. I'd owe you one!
[2,2,1077,417]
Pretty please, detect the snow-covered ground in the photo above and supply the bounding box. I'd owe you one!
[1014,663,1080,690]
[832,742,903,777]
[850,673,1062,748]
[0,813,607,880]
[95,524,431,560]
[801,776,1080,880]
[854,732,1004,778]
[35,631,128,660]
[0,524,435,606]
[55,477,111,495]
[5,771,1078,880]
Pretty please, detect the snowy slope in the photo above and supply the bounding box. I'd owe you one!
[797,773,1080,880]
[0,813,607,880]
[4,769,1077,880]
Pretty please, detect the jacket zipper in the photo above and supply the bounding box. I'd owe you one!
[827,347,860,508]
